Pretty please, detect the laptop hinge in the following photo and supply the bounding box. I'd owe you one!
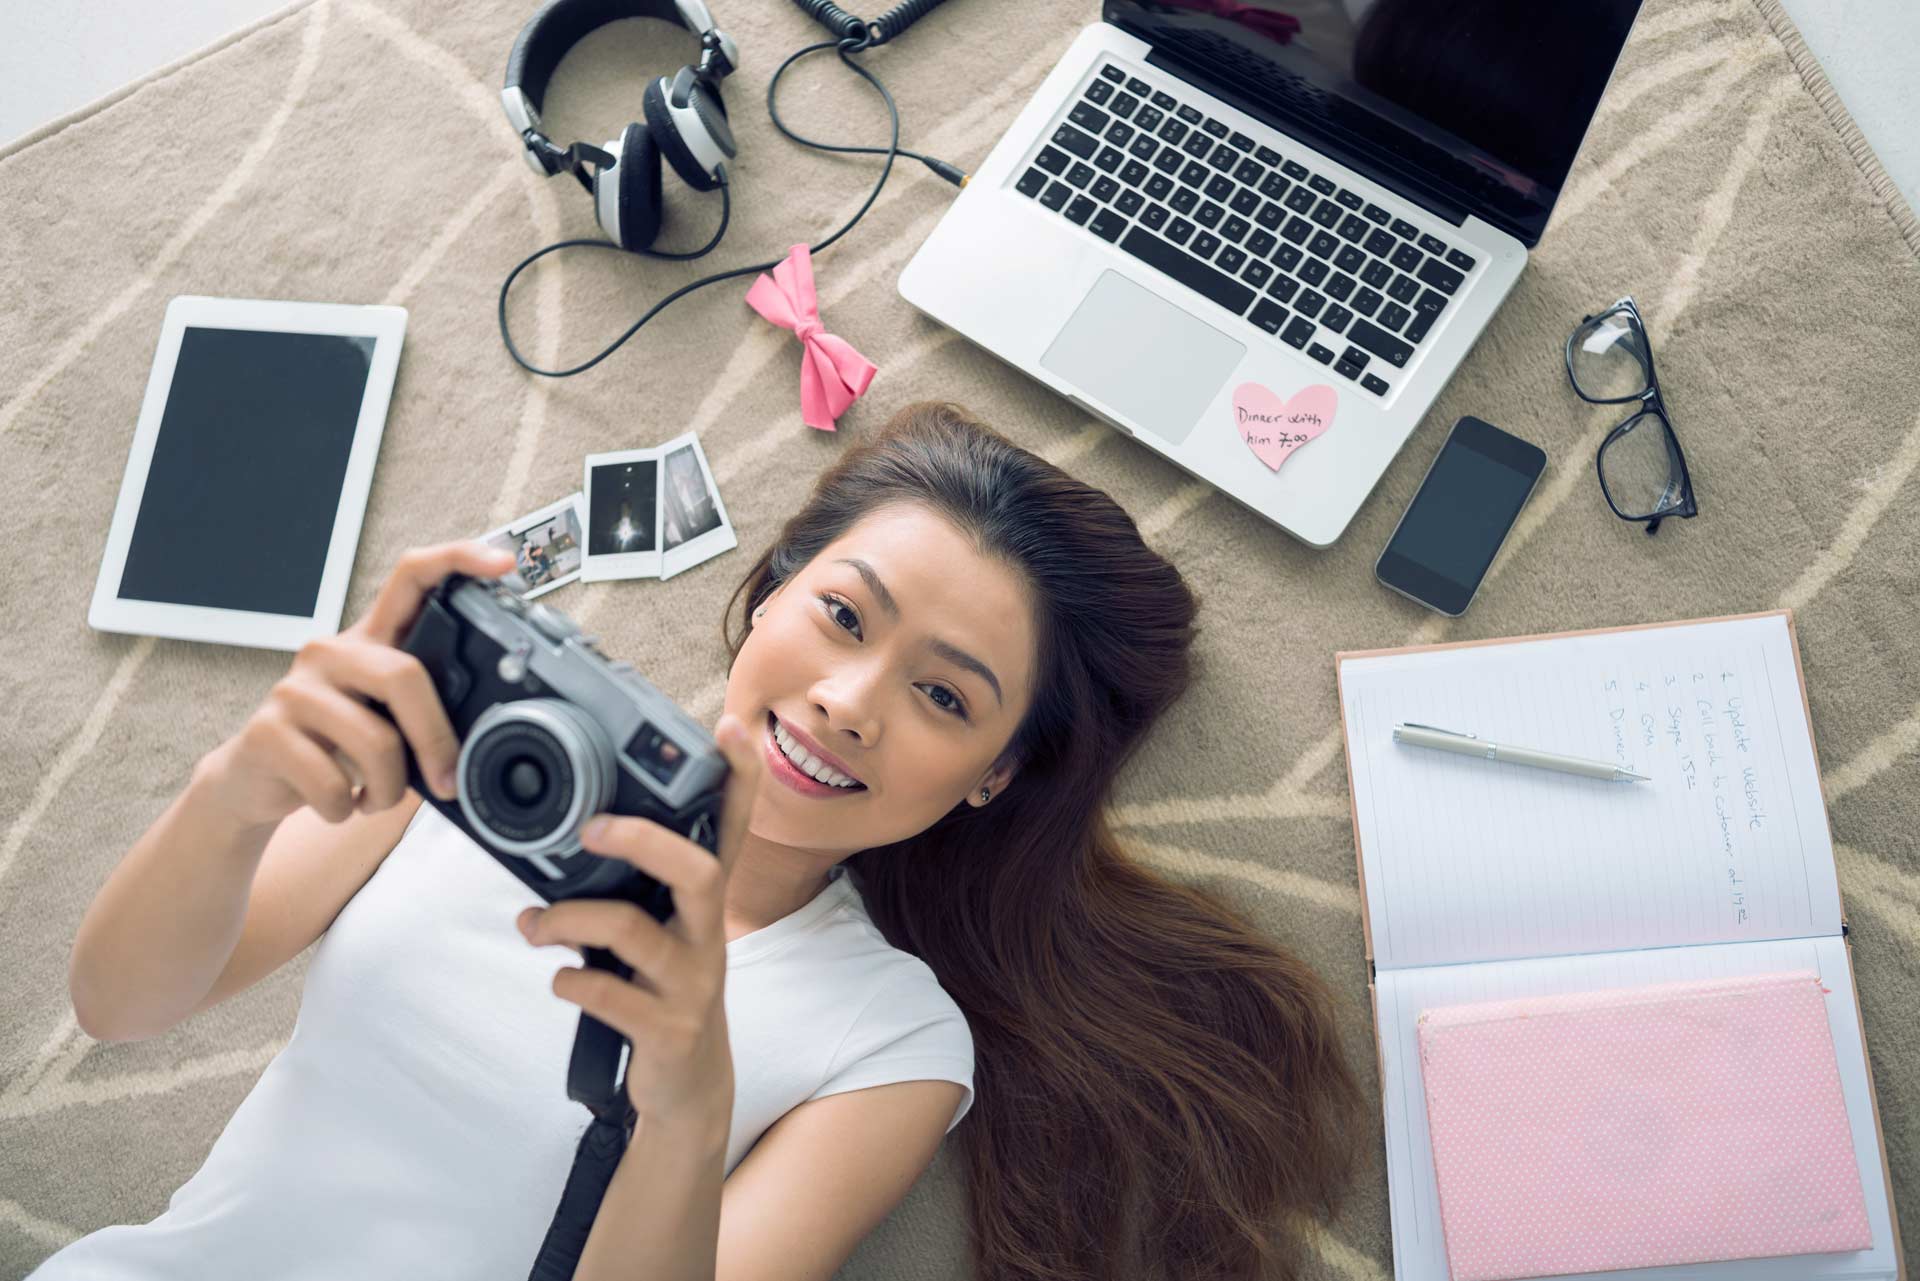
[1143,46,1489,236]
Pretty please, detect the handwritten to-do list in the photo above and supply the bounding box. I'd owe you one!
[1338,615,1843,972]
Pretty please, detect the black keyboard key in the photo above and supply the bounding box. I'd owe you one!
[1146,173,1173,199]
[1259,172,1290,201]
[1205,174,1235,201]
[1152,146,1183,174]
[1360,259,1393,288]
[1182,131,1213,159]
[1311,199,1343,228]
[1341,346,1370,370]
[1362,202,1390,225]
[1334,245,1366,274]
[1308,173,1336,195]
[1157,118,1188,147]
[1334,358,1364,380]
[1176,103,1202,123]
[1229,187,1261,216]
[1249,299,1290,334]
[1065,161,1095,189]
[1281,316,1316,348]
[1390,242,1424,272]
[1266,274,1300,303]
[1065,195,1095,225]
[1220,215,1250,242]
[1125,76,1151,96]
[1121,160,1150,186]
[1404,310,1434,343]
[1069,102,1111,133]
[1088,208,1125,242]
[1201,116,1228,137]
[1233,158,1264,187]
[1228,130,1255,152]
[1446,247,1477,272]
[1348,318,1413,367]
[1284,186,1318,214]
[1208,143,1238,173]
[1418,232,1448,256]
[1338,214,1369,243]
[1362,372,1391,396]
[1035,146,1070,175]
[1307,231,1339,260]
[1151,89,1176,110]
[1281,216,1311,244]
[1195,202,1224,229]
[1415,286,1449,313]
[1390,217,1420,239]
[1251,144,1279,165]
[1272,243,1302,271]
[1116,189,1145,216]
[1166,217,1194,244]
[1307,342,1335,365]
[1039,180,1070,210]
[1254,201,1285,230]
[1105,120,1134,147]
[1053,124,1098,159]
[1016,167,1047,198]
[1092,175,1120,202]
[1118,227,1255,314]
[1191,230,1221,258]
[1417,258,1464,295]
[1246,228,1277,256]
[1099,63,1125,83]
[1282,159,1309,180]
[1364,228,1397,258]
[1377,302,1411,331]
[1134,105,1164,132]
[1170,187,1199,213]
[1322,303,1353,334]
[1128,134,1158,161]
[1094,146,1124,174]
[1299,257,1329,286]
[1180,160,1210,187]
[1086,80,1114,105]
[1351,288,1382,316]
[1296,289,1326,318]
[1334,188,1364,210]
[1242,259,1272,288]
[1325,273,1355,301]
[1140,202,1170,230]
[1387,272,1420,303]
[1216,245,1247,273]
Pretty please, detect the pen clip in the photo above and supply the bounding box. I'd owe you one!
[1397,722,1477,740]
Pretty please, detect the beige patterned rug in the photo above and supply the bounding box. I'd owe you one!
[4,0,1918,1276]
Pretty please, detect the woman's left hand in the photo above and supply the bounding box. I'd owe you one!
[517,713,765,1121]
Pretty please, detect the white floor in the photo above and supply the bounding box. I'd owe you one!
[1,1,1915,210]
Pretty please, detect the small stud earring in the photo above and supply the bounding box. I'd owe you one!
[978,787,991,804]
[753,605,765,619]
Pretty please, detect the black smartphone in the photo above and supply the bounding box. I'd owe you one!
[1375,416,1547,616]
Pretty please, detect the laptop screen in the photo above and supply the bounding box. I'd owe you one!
[1104,0,1641,246]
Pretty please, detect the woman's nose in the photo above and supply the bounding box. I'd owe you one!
[811,675,881,746]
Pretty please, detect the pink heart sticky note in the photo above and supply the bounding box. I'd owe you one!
[1233,382,1338,471]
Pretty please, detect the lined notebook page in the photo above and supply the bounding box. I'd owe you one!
[1339,614,1842,971]
[1375,935,1897,1281]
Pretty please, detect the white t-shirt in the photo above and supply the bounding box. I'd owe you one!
[31,801,973,1280]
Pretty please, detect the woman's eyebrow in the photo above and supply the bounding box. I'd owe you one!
[835,557,1003,706]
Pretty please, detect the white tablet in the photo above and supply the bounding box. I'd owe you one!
[89,296,407,652]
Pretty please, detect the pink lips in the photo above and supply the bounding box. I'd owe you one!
[764,712,866,798]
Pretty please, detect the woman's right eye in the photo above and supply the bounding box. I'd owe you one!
[819,593,862,639]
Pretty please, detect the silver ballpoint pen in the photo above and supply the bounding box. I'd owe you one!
[1392,722,1651,783]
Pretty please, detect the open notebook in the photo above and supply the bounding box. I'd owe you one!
[1335,611,1905,1281]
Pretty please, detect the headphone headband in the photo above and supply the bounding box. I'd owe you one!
[502,0,738,174]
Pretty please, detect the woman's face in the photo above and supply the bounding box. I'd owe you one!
[722,503,1037,856]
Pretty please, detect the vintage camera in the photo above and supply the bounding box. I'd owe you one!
[374,571,729,927]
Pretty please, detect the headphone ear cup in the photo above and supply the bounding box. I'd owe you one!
[644,74,720,192]
[610,121,663,252]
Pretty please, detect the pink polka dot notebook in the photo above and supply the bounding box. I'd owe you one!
[1417,970,1873,1281]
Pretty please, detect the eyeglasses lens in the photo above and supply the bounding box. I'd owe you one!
[1598,410,1683,519]
[1570,311,1652,401]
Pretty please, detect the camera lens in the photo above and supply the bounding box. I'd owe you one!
[456,699,616,859]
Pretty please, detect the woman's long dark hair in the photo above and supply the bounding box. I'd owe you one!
[725,402,1367,1279]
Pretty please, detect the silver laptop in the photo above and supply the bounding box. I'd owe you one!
[899,2,1642,548]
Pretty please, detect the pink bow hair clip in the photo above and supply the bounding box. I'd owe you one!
[744,244,877,432]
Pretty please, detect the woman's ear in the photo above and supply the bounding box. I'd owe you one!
[973,760,1019,806]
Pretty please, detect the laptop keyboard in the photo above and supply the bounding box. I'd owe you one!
[1011,61,1482,400]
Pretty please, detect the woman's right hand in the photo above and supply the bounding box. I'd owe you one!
[198,541,518,830]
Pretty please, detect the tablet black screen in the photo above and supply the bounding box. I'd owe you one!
[117,326,376,617]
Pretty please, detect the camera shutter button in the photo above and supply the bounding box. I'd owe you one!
[526,603,576,642]
[497,638,535,684]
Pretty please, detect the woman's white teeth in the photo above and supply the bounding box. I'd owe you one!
[773,719,860,788]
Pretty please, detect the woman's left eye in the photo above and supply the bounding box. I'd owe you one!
[820,594,967,719]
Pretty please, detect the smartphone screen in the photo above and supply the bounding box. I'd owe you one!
[1375,416,1547,615]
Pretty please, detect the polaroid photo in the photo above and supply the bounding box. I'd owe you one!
[477,492,586,599]
[657,431,737,580]
[581,448,662,582]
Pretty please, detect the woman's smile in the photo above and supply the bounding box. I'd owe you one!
[763,710,869,798]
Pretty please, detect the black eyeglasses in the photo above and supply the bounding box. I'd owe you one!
[1563,296,1698,534]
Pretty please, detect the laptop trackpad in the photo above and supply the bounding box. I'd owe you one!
[1039,269,1245,446]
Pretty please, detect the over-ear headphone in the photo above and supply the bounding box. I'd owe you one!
[501,0,741,253]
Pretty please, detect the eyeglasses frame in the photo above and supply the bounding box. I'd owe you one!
[1563,295,1698,535]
